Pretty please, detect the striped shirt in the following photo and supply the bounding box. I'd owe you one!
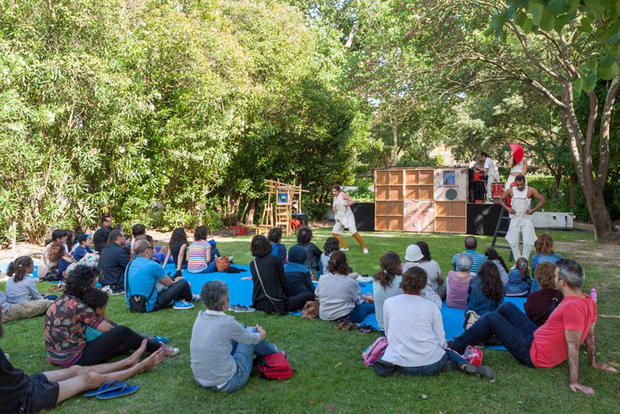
[452,250,487,275]
[187,240,211,272]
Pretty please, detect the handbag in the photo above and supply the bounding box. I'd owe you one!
[362,336,388,366]
[257,352,292,379]
[301,300,319,319]
[215,256,230,272]
[252,260,288,315]
[125,261,156,313]
[463,310,480,330]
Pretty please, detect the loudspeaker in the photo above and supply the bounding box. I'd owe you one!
[352,203,375,232]
[467,203,508,236]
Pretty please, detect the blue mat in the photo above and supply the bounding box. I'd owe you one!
[165,264,525,350]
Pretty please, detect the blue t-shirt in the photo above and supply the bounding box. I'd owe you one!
[125,257,166,312]
[467,276,503,315]
[271,243,287,263]
[72,245,94,262]
[452,250,487,275]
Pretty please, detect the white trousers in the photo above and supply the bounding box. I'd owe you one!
[505,216,537,260]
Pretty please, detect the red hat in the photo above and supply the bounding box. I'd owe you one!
[509,143,524,164]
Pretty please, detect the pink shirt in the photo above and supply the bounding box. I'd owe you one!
[446,271,472,309]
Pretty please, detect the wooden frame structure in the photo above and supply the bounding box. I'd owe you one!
[259,179,308,236]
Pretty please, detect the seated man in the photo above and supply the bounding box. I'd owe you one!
[0,290,50,323]
[449,259,617,394]
[452,236,486,275]
[125,240,194,311]
[72,233,94,262]
[0,310,164,413]
[98,229,130,294]
[190,281,281,392]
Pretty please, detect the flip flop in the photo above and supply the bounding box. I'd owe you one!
[95,383,140,399]
[83,380,128,397]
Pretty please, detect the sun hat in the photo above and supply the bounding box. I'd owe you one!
[405,244,424,262]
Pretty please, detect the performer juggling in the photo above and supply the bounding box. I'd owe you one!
[499,175,545,260]
[331,185,368,254]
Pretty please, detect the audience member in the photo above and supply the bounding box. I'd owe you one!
[373,267,494,378]
[190,281,281,392]
[295,227,322,275]
[6,256,54,305]
[0,311,164,414]
[449,259,617,394]
[125,240,194,311]
[315,252,374,322]
[0,290,50,323]
[283,246,315,297]
[320,237,340,276]
[187,226,216,273]
[485,248,509,285]
[162,228,188,276]
[268,227,287,263]
[505,258,531,297]
[250,236,314,313]
[467,261,504,316]
[93,215,112,253]
[452,236,486,275]
[530,234,562,291]
[72,234,94,262]
[446,253,474,309]
[372,252,403,332]
[45,242,72,281]
[524,262,564,326]
[98,229,130,294]
[403,243,445,299]
[45,266,174,367]
[129,224,147,256]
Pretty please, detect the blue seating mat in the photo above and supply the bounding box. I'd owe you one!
[165,264,526,350]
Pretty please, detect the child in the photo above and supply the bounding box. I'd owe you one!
[320,237,340,276]
[505,258,531,297]
[6,256,56,303]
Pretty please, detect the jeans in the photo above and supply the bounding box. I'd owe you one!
[374,350,467,376]
[153,279,193,310]
[217,328,278,393]
[451,302,536,367]
[334,302,375,323]
[188,261,217,274]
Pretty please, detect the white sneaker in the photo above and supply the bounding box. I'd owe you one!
[363,248,369,254]
[162,345,180,356]
[340,248,349,252]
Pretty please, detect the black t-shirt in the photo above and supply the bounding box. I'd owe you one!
[98,243,130,287]
[250,255,290,313]
[93,226,111,253]
[170,242,188,267]
[0,345,30,414]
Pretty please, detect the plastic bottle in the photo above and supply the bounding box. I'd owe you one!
[590,288,597,303]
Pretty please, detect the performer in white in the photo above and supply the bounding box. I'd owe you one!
[505,150,528,190]
[499,175,545,260]
[331,185,368,253]
[474,151,500,201]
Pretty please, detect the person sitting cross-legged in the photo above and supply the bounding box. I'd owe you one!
[125,239,194,311]
[449,259,618,394]
[1,308,164,414]
[98,229,130,294]
[190,281,282,392]
[452,236,486,275]
[373,267,494,378]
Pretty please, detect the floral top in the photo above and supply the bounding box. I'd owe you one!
[44,294,103,367]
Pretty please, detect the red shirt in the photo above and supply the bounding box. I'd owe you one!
[530,295,597,368]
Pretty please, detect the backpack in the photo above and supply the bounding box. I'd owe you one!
[362,336,388,366]
[215,256,230,272]
[257,352,292,379]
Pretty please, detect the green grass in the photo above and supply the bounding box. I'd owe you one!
[2,229,619,413]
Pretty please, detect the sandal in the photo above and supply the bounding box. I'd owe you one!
[96,383,140,399]
[356,324,377,333]
[83,380,128,397]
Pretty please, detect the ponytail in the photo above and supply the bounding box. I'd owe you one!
[7,256,33,282]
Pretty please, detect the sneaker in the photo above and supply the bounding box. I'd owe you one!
[101,285,113,294]
[339,248,349,252]
[191,294,202,303]
[173,300,194,310]
[153,336,169,344]
[463,364,495,379]
[162,345,180,356]
[363,248,369,254]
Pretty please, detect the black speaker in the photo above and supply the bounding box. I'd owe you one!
[467,203,507,236]
[351,203,375,232]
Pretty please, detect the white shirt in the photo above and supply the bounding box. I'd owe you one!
[484,158,499,180]
[382,294,446,367]
[372,276,403,331]
[510,159,524,174]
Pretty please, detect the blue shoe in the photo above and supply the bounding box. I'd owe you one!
[153,336,168,344]
[173,300,194,310]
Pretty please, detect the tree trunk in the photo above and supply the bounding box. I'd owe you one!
[569,174,577,207]
[245,199,255,225]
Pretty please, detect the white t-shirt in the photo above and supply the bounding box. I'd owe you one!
[382,294,446,367]
[484,158,499,180]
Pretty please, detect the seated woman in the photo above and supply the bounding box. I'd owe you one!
[403,243,445,300]
[129,224,147,256]
[250,236,314,313]
[530,234,562,291]
[372,252,403,332]
[190,281,281,392]
[485,248,509,285]
[268,227,287,263]
[283,246,315,297]
[72,233,94,262]
[187,226,216,274]
[162,228,189,277]
[45,265,177,367]
[44,242,73,281]
[524,262,563,326]
[505,258,531,297]
[38,229,67,277]
[320,237,340,277]
[315,251,374,323]
[467,261,504,316]
[373,267,494,378]
[6,256,55,303]
[295,227,322,276]
[446,253,474,309]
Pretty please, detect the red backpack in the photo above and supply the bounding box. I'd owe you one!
[257,352,292,379]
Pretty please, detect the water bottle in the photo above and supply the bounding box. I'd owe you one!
[590,288,597,303]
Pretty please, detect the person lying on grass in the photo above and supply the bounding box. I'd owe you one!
[449,259,617,394]
[373,267,495,378]
[0,309,164,414]
[190,281,282,392]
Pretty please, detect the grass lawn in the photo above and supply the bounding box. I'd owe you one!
[2,229,619,413]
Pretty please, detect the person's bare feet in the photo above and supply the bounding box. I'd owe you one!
[127,340,148,367]
[136,348,165,374]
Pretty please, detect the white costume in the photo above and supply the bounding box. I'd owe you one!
[332,192,357,235]
[484,157,500,200]
[505,159,525,190]
[505,185,537,260]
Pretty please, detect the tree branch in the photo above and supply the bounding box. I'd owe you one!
[506,22,565,82]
